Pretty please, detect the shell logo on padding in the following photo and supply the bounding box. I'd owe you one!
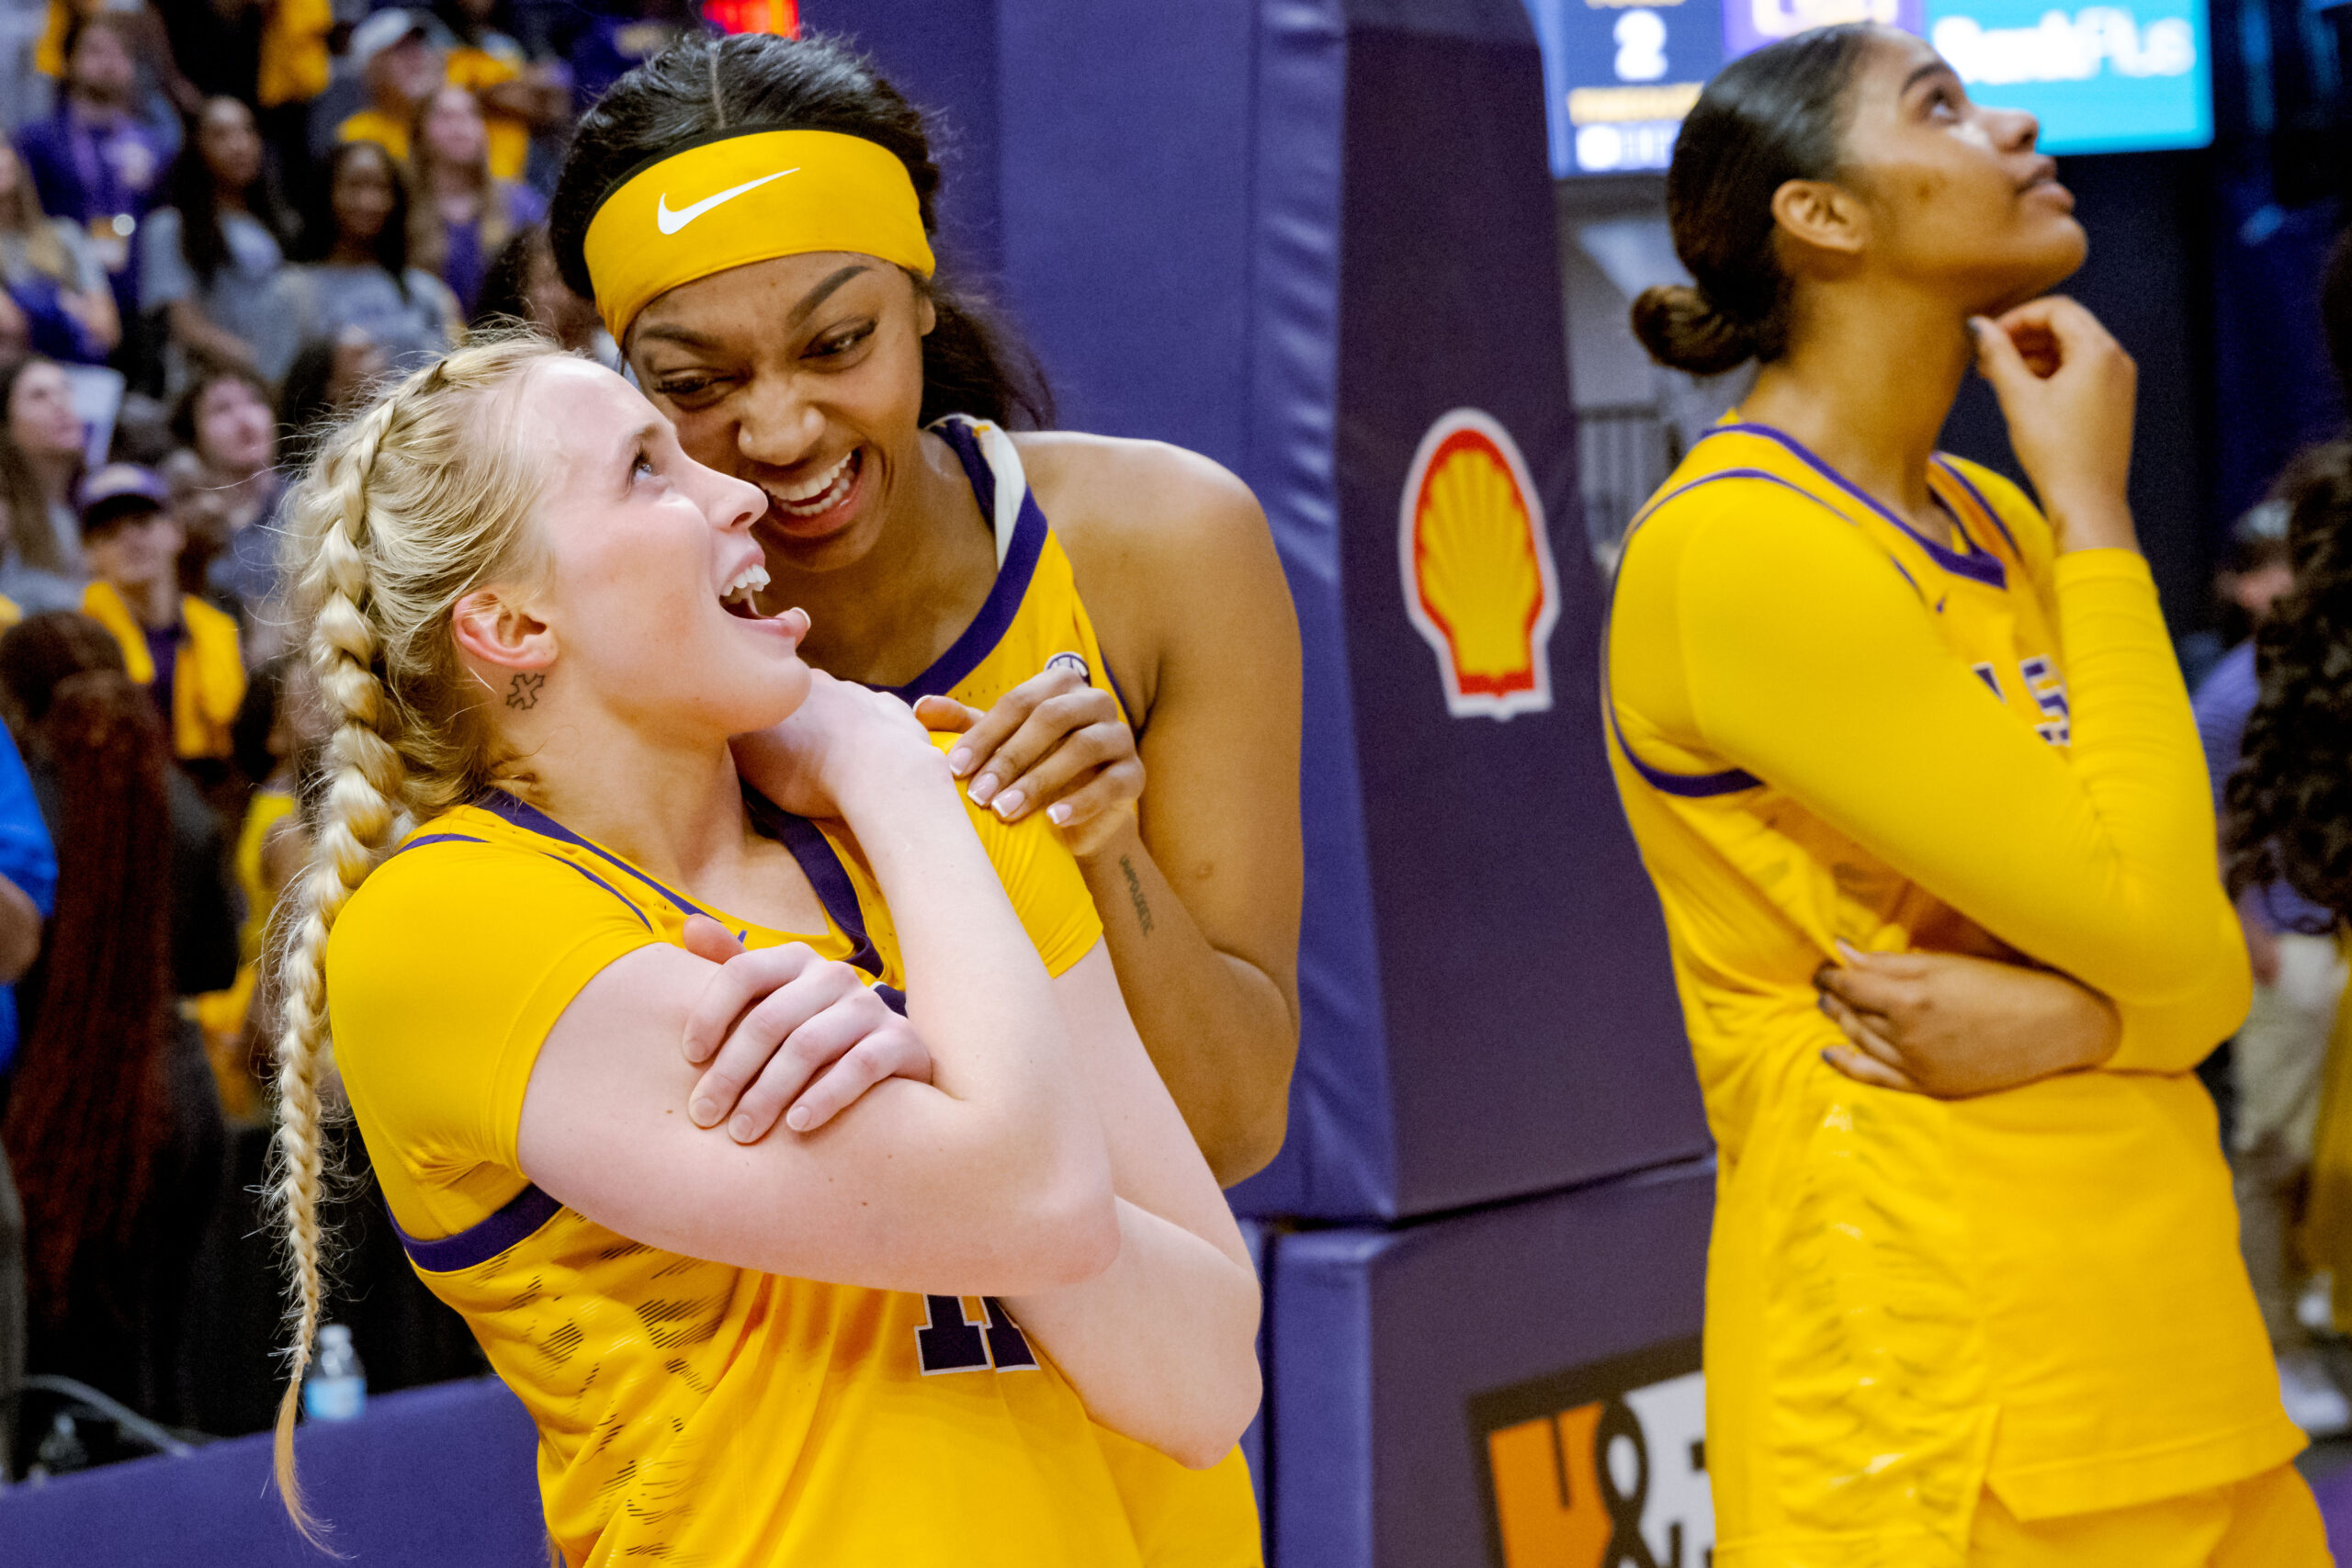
[1398,409,1559,720]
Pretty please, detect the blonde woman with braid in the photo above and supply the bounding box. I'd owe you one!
[265,337,1262,1566]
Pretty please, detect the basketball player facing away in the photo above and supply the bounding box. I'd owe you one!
[1607,24,2320,1566]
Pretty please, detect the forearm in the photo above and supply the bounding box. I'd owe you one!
[2101,901,2255,1074]
[1004,1198,1261,1468]
[1077,818,1297,1185]
[834,771,1105,1186]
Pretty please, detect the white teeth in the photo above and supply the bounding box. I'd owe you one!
[775,450,857,513]
[721,563,770,604]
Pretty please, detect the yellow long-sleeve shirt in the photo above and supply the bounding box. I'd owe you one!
[1606,421,2288,1564]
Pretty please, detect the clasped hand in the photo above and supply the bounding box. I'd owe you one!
[677,915,934,1143]
[1815,942,2120,1099]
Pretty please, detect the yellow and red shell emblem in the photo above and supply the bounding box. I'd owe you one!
[1398,409,1559,719]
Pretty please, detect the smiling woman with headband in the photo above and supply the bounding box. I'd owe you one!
[548,33,1304,1210]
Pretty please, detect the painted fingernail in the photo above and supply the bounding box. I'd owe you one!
[786,1106,812,1133]
[947,747,973,776]
[730,1114,756,1142]
[969,773,999,804]
[1047,803,1072,826]
[690,1097,718,1127]
[1835,939,1862,964]
[993,788,1025,818]
[1820,1048,1838,1066]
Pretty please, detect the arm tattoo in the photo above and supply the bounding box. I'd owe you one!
[506,672,545,710]
[1118,855,1154,935]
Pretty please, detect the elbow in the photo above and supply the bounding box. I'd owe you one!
[1205,1037,1299,1188]
[994,1142,1120,1292]
[1208,1100,1289,1188]
[1170,1355,1262,1471]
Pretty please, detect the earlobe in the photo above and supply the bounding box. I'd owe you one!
[915,288,937,339]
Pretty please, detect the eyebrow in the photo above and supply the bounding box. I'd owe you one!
[631,263,873,352]
[788,264,871,328]
[1903,60,1961,95]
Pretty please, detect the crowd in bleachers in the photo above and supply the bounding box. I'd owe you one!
[0,0,671,1473]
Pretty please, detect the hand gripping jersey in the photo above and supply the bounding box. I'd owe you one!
[896,417,1133,727]
[1605,421,2290,1562]
[327,759,1259,1567]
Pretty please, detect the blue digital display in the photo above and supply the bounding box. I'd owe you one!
[1525,0,2212,175]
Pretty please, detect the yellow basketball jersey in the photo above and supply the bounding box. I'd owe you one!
[1606,421,2290,1561]
[327,761,1257,1566]
[903,418,1132,727]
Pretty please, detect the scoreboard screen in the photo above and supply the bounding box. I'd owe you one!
[1526,0,2211,175]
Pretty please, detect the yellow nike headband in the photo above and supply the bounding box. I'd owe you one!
[582,129,937,344]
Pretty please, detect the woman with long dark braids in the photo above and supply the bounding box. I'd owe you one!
[2,668,176,1412]
[0,609,235,1430]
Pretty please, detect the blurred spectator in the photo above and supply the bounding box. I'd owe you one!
[0,715,52,1483]
[0,141,115,365]
[24,0,195,132]
[0,610,233,1436]
[140,96,296,389]
[472,220,610,359]
[275,321,382,454]
[0,355,85,613]
[335,7,445,164]
[563,0,689,117]
[431,0,561,184]
[286,140,459,373]
[407,82,539,315]
[15,12,174,321]
[2199,475,2352,1437]
[160,366,280,619]
[74,463,244,768]
[190,654,299,1121]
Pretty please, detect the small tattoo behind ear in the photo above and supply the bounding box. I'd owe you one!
[506,672,546,710]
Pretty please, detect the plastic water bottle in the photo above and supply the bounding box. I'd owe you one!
[303,1324,368,1421]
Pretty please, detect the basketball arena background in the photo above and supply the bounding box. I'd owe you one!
[8,0,2349,1561]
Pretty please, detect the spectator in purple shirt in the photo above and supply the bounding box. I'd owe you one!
[14,12,172,320]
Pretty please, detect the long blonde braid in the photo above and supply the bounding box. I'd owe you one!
[267,335,563,1537]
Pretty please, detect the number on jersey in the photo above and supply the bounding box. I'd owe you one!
[916,1295,1039,1375]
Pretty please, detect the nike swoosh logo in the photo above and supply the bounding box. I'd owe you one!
[655,167,800,236]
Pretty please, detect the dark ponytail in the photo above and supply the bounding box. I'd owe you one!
[1633,23,1875,376]
[2225,439,2352,923]
[550,30,1051,429]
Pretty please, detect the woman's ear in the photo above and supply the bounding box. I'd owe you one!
[1771,177,1869,262]
[451,585,555,674]
[913,277,937,338]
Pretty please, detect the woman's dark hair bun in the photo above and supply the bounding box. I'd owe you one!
[1632,283,1762,378]
[1635,22,1874,376]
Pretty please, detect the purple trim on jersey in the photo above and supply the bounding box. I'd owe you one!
[1929,457,2021,556]
[393,1181,563,1273]
[538,854,653,931]
[1598,467,1826,799]
[739,787,886,977]
[475,790,721,922]
[391,832,489,854]
[1705,423,2008,590]
[389,829,651,929]
[888,420,1051,704]
[873,983,908,1015]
